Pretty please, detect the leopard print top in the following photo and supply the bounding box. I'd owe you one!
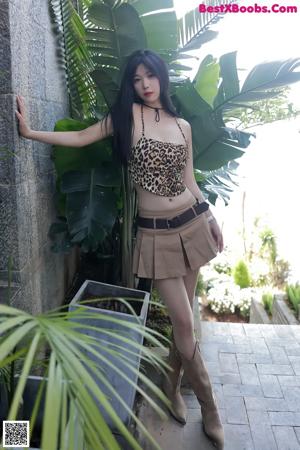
[128,104,189,197]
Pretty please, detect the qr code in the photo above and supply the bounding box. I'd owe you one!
[2,421,29,448]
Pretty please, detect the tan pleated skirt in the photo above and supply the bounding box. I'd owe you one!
[132,197,218,280]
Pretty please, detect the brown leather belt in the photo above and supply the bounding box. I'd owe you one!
[137,201,209,229]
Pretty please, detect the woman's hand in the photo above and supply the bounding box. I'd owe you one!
[15,95,32,138]
[14,96,113,147]
[209,219,224,253]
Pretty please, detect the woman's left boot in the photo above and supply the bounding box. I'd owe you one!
[178,340,224,449]
[161,336,187,425]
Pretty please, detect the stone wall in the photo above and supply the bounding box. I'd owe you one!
[250,299,271,324]
[250,295,299,325]
[272,295,299,325]
[0,0,78,312]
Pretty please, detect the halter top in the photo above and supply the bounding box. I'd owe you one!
[128,104,189,197]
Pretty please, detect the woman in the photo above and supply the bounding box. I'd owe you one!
[16,49,224,449]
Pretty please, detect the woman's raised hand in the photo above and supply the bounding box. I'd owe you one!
[15,95,31,138]
[14,95,112,147]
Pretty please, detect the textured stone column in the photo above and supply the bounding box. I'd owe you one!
[0,0,78,312]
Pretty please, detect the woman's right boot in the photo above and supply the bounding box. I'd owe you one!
[161,335,187,425]
[179,340,224,449]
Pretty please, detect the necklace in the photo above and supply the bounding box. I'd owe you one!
[142,103,164,122]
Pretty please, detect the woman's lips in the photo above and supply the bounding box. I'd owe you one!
[144,92,153,96]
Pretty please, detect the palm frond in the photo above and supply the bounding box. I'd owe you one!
[214,54,300,110]
[0,303,171,450]
[178,0,234,50]
[49,0,97,119]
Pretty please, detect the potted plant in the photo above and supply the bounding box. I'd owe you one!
[0,302,171,450]
[68,279,151,432]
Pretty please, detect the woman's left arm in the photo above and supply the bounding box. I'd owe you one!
[182,120,224,252]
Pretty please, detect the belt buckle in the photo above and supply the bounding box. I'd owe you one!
[166,219,171,229]
[153,218,157,229]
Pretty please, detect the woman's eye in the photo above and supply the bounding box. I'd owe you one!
[133,78,140,83]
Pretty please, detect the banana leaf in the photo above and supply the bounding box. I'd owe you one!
[61,169,120,250]
[214,51,240,109]
[86,1,147,107]
[174,80,246,170]
[194,54,220,107]
[50,118,121,251]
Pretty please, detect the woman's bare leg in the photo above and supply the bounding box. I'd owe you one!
[153,277,196,360]
[183,267,200,309]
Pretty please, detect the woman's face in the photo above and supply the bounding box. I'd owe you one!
[133,64,161,105]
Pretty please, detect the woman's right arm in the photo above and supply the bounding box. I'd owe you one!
[15,95,113,147]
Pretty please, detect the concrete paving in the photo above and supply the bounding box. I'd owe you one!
[136,321,300,450]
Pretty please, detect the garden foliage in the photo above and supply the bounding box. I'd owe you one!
[48,0,300,287]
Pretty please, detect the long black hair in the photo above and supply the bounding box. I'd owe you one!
[110,49,178,165]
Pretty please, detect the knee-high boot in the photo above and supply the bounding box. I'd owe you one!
[179,340,224,449]
[161,334,187,425]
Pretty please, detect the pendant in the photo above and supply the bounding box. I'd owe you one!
[154,108,160,122]
[169,198,173,202]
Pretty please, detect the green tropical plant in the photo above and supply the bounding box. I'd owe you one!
[47,0,236,286]
[49,117,121,252]
[233,260,251,288]
[0,300,172,450]
[286,283,300,315]
[173,53,300,172]
[49,0,97,120]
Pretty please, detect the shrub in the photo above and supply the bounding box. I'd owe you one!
[238,288,254,318]
[207,282,239,314]
[207,283,255,319]
[262,292,274,315]
[233,260,251,288]
[286,283,300,314]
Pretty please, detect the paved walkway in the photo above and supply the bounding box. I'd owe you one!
[137,321,300,450]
